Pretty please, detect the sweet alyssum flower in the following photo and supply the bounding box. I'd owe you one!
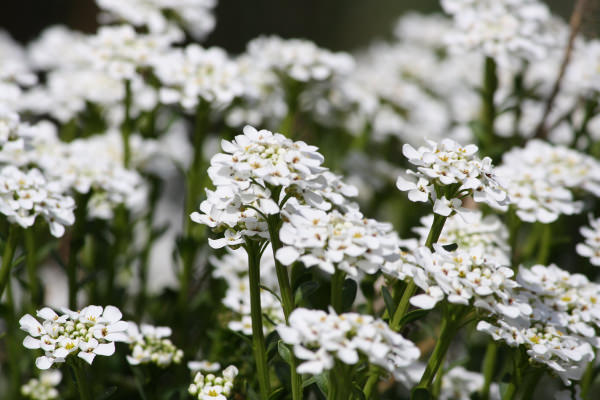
[396,139,508,222]
[153,44,243,110]
[19,305,128,369]
[406,245,528,319]
[188,365,238,400]
[497,140,600,223]
[275,203,401,278]
[191,125,357,248]
[246,36,354,83]
[576,215,600,266]
[277,308,420,376]
[188,360,222,374]
[478,319,594,385]
[441,0,560,66]
[96,0,216,40]
[125,322,183,367]
[0,165,75,237]
[21,370,62,400]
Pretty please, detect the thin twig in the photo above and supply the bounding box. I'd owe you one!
[535,0,589,139]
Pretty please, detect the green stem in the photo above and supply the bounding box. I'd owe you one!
[107,205,129,303]
[266,214,302,400]
[179,103,209,310]
[390,214,447,330]
[68,194,90,310]
[6,280,21,398]
[70,359,94,400]
[536,223,552,265]
[0,224,19,300]
[502,383,517,400]
[246,239,271,398]
[25,228,41,307]
[520,369,542,399]
[362,365,381,399]
[121,79,132,168]
[331,268,346,314]
[580,361,594,398]
[415,310,460,391]
[481,56,498,149]
[480,342,498,400]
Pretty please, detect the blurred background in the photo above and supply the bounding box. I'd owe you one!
[0,1,581,52]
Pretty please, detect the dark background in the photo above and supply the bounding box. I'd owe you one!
[0,1,582,53]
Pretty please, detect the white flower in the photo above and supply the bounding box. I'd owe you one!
[497,140,600,223]
[397,139,509,217]
[576,215,600,266]
[19,305,128,370]
[188,365,238,400]
[0,165,75,237]
[21,370,62,400]
[125,322,183,367]
[277,308,420,378]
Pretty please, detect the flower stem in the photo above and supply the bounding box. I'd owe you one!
[0,224,20,300]
[362,365,382,399]
[481,56,498,148]
[501,382,517,400]
[266,214,302,400]
[70,359,94,400]
[536,223,552,265]
[480,342,498,400]
[25,228,41,307]
[68,194,90,309]
[246,239,271,398]
[414,309,460,391]
[390,214,447,330]
[331,268,346,314]
[179,102,209,311]
[121,79,132,168]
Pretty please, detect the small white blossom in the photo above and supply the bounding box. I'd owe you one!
[188,365,238,400]
[125,323,183,367]
[576,215,600,266]
[21,370,62,400]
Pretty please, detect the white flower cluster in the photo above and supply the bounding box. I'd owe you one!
[0,30,36,89]
[153,45,243,110]
[478,320,593,385]
[125,323,183,367]
[246,36,354,83]
[413,212,510,267]
[517,265,600,344]
[191,125,357,248]
[406,245,526,318]
[21,370,62,400]
[477,263,600,384]
[188,365,238,400]
[211,247,284,335]
[19,306,128,370]
[497,140,600,223]
[277,308,420,376]
[0,166,75,237]
[0,129,149,219]
[96,0,216,40]
[276,204,400,278]
[396,139,508,222]
[441,0,560,66]
[188,360,221,374]
[577,216,600,266]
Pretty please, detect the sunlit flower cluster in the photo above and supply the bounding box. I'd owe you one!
[125,323,183,367]
[19,306,128,370]
[21,370,62,400]
[188,365,238,400]
[577,215,600,266]
[396,139,508,221]
[497,140,600,223]
[277,308,420,376]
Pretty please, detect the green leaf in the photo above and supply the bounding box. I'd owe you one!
[278,341,293,365]
[411,387,432,400]
[342,278,358,311]
[442,243,458,251]
[302,376,318,388]
[314,373,329,396]
[268,387,286,400]
[382,286,396,318]
[96,386,118,400]
[294,280,319,306]
[399,309,430,327]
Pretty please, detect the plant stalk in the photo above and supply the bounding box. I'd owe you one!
[0,224,19,299]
